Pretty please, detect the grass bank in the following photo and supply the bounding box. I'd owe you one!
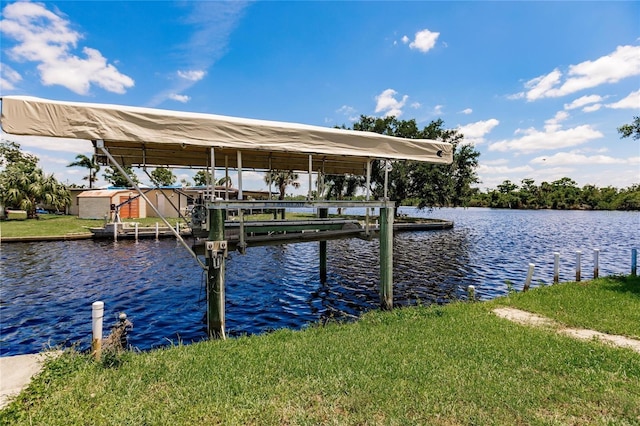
[2,276,639,425]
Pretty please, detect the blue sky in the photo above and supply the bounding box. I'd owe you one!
[1,0,639,194]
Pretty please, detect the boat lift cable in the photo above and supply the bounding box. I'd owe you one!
[96,141,207,271]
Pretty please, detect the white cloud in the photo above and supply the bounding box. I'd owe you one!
[531,151,639,166]
[582,104,601,113]
[336,105,358,121]
[177,70,206,81]
[410,102,421,109]
[148,2,248,106]
[489,124,603,154]
[563,95,602,110]
[0,2,134,95]
[432,104,444,115]
[544,111,569,132]
[520,45,640,101]
[0,63,22,91]
[458,118,499,145]
[401,35,409,44]
[477,163,534,175]
[407,28,440,53]
[606,89,640,109]
[375,88,408,118]
[169,93,190,103]
[460,108,473,115]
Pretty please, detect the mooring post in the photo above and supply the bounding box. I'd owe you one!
[553,252,560,284]
[379,204,394,310]
[593,249,600,279]
[319,208,328,283]
[632,248,637,277]
[523,263,535,292]
[576,250,582,282]
[207,207,226,339]
[91,301,104,361]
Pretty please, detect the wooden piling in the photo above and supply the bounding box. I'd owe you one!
[91,301,104,361]
[207,207,226,339]
[553,252,560,283]
[632,248,637,276]
[379,205,394,310]
[523,263,535,292]
[593,249,599,279]
[319,208,328,283]
[576,250,582,282]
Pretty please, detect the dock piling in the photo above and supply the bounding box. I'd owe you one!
[553,252,560,283]
[379,205,394,310]
[319,208,328,283]
[576,250,582,282]
[207,208,226,339]
[632,248,637,276]
[91,301,104,361]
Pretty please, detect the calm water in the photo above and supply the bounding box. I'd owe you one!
[1,208,638,356]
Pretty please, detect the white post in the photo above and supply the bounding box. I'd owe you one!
[113,221,117,242]
[383,160,389,200]
[237,151,243,200]
[593,249,600,279]
[308,154,313,200]
[576,250,582,282]
[92,301,104,361]
[134,222,139,242]
[553,252,560,283]
[210,148,215,201]
[467,285,475,301]
[155,222,159,240]
[366,160,371,236]
[524,263,535,292]
[175,222,180,239]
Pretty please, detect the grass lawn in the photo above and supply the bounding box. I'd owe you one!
[2,276,639,425]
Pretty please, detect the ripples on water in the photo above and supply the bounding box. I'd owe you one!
[1,208,638,355]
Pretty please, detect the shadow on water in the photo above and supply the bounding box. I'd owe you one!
[1,208,638,355]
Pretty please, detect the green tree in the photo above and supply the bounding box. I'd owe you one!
[150,167,176,187]
[193,170,211,186]
[67,154,100,188]
[351,116,480,208]
[618,116,640,140]
[0,141,70,218]
[102,165,139,187]
[265,170,300,200]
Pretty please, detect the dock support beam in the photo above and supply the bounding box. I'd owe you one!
[207,207,226,339]
[319,208,328,283]
[379,205,394,310]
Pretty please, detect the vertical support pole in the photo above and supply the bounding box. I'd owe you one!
[113,221,118,242]
[237,151,243,200]
[553,252,560,283]
[155,222,159,240]
[379,204,394,310]
[319,208,328,283]
[237,151,246,253]
[576,250,582,282]
[383,160,389,200]
[308,154,313,200]
[92,301,104,361]
[523,263,535,292]
[207,207,226,339]
[224,155,229,201]
[134,222,139,242]
[210,148,215,201]
[632,248,637,276]
[365,160,371,236]
[593,249,599,279]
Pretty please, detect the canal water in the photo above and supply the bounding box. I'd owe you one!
[1,208,638,356]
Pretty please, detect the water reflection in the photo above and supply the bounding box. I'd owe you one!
[1,208,638,356]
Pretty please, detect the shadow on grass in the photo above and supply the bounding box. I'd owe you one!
[604,275,640,297]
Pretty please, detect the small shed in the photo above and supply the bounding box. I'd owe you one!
[77,189,147,219]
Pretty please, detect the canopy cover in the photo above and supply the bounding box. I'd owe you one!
[0,96,453,174]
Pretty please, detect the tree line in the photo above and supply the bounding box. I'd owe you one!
[467,178,640,211]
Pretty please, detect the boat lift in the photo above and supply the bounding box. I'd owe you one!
[0,96,453,339]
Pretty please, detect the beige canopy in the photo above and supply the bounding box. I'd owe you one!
[0,96,453,174]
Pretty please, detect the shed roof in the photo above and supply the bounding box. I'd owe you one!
[77,189,135,198]
[0,96,453,175]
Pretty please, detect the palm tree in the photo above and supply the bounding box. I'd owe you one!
[67,154,100,188]
[1,167,70,218]
[264,170,300,200]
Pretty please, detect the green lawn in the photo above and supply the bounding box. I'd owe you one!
[2,276,639,425]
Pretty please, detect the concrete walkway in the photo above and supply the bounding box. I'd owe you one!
[493,307,640,354]
[0,352,60,410]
